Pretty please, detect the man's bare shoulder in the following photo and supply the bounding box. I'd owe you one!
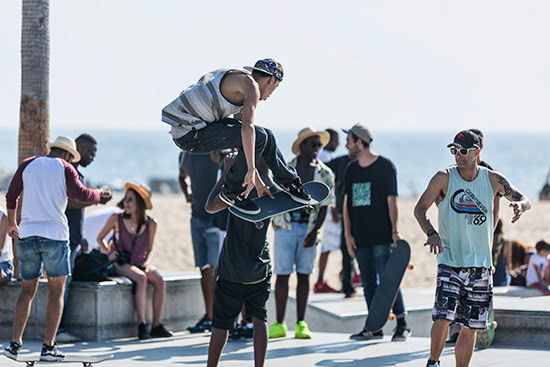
[431,169,449,183]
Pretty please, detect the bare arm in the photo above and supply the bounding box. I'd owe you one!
[303,206,327,248]
[490,171,531,223]
[387,195,400,247]
[143,219,157,268]
[178,171,194,204]
[97,214,118,255]
[493,196,500,230]
[0,214,8,254]
[414,171,448,255]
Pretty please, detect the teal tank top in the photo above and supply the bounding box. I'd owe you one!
[437,166,494,268]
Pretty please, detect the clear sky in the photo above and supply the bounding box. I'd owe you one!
[1,0,550,132]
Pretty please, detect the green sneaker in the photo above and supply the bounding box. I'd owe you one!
[295,320,312,339]
[187,314,212,333]
[268,321,287,339]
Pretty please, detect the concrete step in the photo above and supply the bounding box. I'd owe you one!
[267,287,550,347]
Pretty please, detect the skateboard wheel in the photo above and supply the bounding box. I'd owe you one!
[305,205,314,214]
[255,221,264,230]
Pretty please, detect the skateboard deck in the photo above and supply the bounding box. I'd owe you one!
[365,240,411,333]
[228,181,330,224]
[476,301,497,349]
[8,354,114,367]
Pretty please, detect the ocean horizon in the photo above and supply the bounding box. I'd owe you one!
[0,127,549,200]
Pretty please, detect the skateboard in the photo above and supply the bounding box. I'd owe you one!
[7,354,114,367]
[365,240,411,333]
[475,301,497,349]
[228,181,330,229]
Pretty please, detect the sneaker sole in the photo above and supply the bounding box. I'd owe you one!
[4,351,18,360]
[40,356,65,362]
[219,193,261,215]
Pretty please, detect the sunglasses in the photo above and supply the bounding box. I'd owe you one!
[450,147,477,156]
[123,196,134,204]
[309,142,323,148]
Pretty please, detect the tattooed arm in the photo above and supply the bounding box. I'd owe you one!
[489,171,531,223]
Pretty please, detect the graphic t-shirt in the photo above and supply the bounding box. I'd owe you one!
[526,253,549,286]
[344,156,398,247]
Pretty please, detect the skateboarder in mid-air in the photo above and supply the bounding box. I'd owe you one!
[162,58,311,215]
[414,130,531,367]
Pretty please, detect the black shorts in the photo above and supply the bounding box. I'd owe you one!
[432,265,493,330]
[212,276,271,330]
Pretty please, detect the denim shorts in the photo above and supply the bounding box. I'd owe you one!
[0,260,13,281]
[18,236,71,280]
[274,222,317,275]
[190,216,222,269]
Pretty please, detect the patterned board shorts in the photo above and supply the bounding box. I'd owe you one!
[432,264,493,330]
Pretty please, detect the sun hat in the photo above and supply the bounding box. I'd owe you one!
[291,127,330,155]
[47,136,81,163]
[244,58,284,81]
[124,182,153,210]
[342,123,374,144]
[447,130,480,149]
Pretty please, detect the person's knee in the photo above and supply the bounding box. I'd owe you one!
[135,273,148,288]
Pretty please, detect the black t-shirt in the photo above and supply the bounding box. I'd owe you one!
[66,168,85,247]
[344,156,398,247]
[326,155,355,214]
[179,152,219,219]
[217,214,271,284]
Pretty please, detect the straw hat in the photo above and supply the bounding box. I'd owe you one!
[124,182,153,210]
[46,136,81,163]
[291,127,330,155]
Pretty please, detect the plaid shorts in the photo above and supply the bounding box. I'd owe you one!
[432,264,493,330]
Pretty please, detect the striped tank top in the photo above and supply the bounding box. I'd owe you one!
[162,69,245,138]
[437,166,494,268]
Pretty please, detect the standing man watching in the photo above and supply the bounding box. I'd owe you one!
[342,124,410,342]
[163,58,311,215]
[179,152,222,333]
[3,136,111,361]
[414,130,531,367]
[269,128,334,339]
[57,133,111,343]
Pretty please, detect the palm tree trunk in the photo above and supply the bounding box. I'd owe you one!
[15,0,50,277]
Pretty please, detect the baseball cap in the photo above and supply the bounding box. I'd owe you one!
[342,123,374,144]
[447,130,480,149]
[244,58,284,81]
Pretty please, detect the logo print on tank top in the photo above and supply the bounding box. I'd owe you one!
[450,189,488,226]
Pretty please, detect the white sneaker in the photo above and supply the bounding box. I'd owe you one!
[55,331,80,343]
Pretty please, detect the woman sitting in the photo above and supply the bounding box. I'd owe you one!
[97,182,172,340]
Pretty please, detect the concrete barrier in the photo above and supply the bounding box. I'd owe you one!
[0,271,203,341]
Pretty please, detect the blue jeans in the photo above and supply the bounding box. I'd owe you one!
[274,222,317,275]
[190,215,222,268]
[174,118,297,193]
[355,244,406,325]
[17,236,71,280]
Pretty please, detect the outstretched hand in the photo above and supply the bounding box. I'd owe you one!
[424,234,444,255]
[509,202,524,223]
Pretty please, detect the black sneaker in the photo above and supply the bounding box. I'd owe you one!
[150,323,173,338]
[228,327,241,341]
[279,178,312,205]
[40,343,65,361]
[4,341,21,360]
[138,322,152,340]
[392,320,412,341]
[349,329,383,340]
[240,324,254,339]
[187,314,213,333]
[219,188,260,215]
[426,360,441,367]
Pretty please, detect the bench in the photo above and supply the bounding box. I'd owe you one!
[0,271,203,341]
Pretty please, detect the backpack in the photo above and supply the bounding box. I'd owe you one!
[72,249,116,282]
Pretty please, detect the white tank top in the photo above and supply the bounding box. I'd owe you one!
[437,166,494,268]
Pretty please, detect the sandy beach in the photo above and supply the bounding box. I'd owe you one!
[88,195,550,291]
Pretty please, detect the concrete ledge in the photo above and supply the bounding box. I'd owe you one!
[0,271,203,341]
